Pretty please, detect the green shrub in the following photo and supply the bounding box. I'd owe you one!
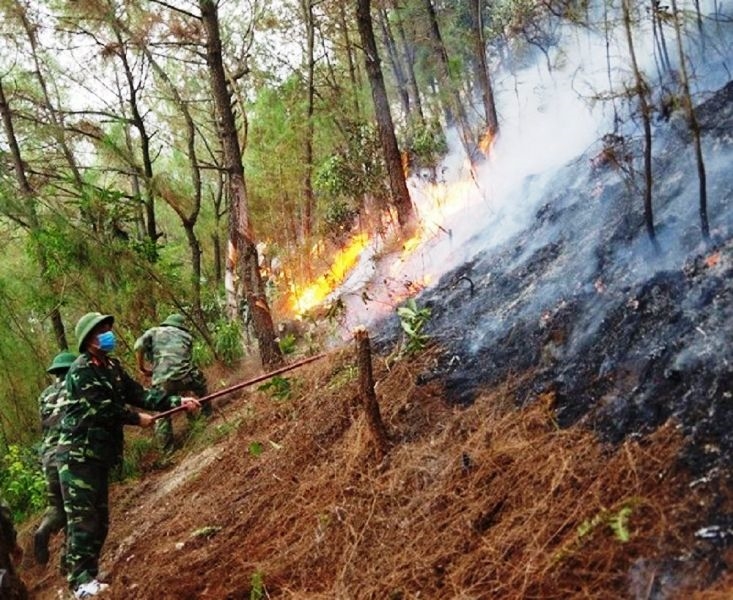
[0,444,46,521]
[213,318,244,365]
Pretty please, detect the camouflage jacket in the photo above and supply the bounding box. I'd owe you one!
[134,325,198,387]
[56,353,181,466]
[38,379,66,459]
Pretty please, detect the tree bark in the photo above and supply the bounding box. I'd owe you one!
[468,0,499,140]
[301,0,316,242]
[0,78,69,350]
[391,1,425,126]
[422,0,476,163]
[670,0,709,242]
[355,0,414,230]
[354,327,388,459]
[622,0,659,250]
[200,0,283,368]
[378,8,411,119]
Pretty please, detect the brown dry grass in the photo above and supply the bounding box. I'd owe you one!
[21,343,729,599]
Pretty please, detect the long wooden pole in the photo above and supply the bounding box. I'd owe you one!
[153,353,327,421]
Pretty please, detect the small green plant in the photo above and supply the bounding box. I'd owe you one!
[250,570,266,600]
[191,525,221,539]
[0,444,46,521]
[554,501,636,564]
[396,299,431,355]
[212,318,244,365]
[248,441,264,457]
[258,375,292,401]
[609,505,633,542]
[277,333,297,355]
[117,436,159,481]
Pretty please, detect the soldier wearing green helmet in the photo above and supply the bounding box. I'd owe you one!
[56,312,201,598]
[134,313,210,451]
[33,350,77,571]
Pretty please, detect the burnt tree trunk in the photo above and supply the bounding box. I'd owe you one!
[354,327,389,459]
[356,0,414,230]
[622,0,659,250]
[200,0,283,368]
[670,0,709,242]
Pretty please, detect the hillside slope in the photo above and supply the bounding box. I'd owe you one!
[21,82,733,599]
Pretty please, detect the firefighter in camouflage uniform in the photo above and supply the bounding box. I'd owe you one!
[134,313,210,451]
[57,312,200,598]
[34,350,76,570]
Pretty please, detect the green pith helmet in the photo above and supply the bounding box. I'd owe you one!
[161,313,186,328]
[75,312,114,353]
[47,351,77,374]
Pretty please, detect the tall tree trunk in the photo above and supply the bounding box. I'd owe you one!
[199,0,283,368]
[422,0,476,163]
[140,41,210,328]
[0,78,68,350]
[113,28,159,260]
[622,0,659,250]
[670,0,709,242]
[378,8,411,119]
[391,1,425,126]
[356,0,414,230]
[301,0,316,243]
[338,0,361,116]
[468,0,499,140]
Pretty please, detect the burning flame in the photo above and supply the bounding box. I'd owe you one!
[478,127,496,157]
[289,233,369,315]
[284,162,486,323]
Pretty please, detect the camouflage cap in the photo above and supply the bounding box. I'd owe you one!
[161,313,186,328]
[75,312,114,352]
[47,351,77,374]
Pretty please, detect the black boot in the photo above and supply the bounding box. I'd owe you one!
[33,526,50,565]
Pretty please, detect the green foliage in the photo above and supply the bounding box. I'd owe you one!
[116,436,158,481]
[277,333,298,355]
[327,364,358,390]
[212,318,245,366]
[192,338,215,368]
[314,121,389,240]
[258,375,292,401]
[608,506,633,542]
[396,299,432,355]
[404,120,448,171]
[191,525,221,538]
[248,441,264,457]
[0,444,46,521]
[554,501,637,564]
[250,570,266,600]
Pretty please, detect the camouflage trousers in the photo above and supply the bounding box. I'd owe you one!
[35,452,68,568]
[57,458,109,589]
[154,370,211,451]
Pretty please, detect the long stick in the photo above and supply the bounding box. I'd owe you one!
[152,353,328,421]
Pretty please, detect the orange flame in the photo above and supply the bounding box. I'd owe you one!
[478,127,495,157]
[289,233,369,315]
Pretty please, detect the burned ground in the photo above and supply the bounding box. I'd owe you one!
[17,82,733,599]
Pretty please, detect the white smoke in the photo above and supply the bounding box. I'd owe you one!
[332,2,732,336]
